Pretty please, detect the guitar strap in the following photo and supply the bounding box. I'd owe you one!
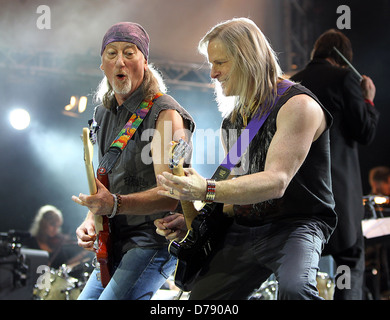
[96,92,163,177]
[211,80,294,181]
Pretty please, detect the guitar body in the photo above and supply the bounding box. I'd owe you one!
[95,215,111,287]
[95,168,113,288]
[169,202,232,291]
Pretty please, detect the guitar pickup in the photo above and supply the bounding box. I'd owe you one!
[203,241,212,256]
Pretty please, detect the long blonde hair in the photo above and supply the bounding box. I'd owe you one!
[199,18,284,124]
[29,205,63,237]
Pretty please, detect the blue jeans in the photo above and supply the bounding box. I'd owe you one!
[78,246,176,300]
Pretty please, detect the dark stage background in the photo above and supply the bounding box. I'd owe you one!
[0,0,389,237]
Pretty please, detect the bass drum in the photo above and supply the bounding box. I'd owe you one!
[33,266,81,300]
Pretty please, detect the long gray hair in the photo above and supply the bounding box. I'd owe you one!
[94,64,167,110]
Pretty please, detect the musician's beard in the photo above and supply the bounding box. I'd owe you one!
[214,80,236,118]
[112,77,132,95]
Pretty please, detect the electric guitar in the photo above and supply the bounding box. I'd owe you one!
[167,139,232,291]
[82,127,111,287]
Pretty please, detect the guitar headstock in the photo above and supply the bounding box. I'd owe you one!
[83,128,94,165]
[87,119,99,145]
[169,139,191,170]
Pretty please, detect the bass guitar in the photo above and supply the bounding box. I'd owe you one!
[167,139,232,291]
[82,127,112,288]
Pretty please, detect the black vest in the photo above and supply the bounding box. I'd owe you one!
[222,84,337,239]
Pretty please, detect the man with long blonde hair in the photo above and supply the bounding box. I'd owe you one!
[155,18,337,300]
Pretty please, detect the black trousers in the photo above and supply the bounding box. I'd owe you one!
[331,232,365,300]
[189,219,326,300]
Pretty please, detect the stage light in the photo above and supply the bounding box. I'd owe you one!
[9,108,31,130]
[64,96,88,116]
[78,96,88,113]
[64,96,77,111]
[374,196,389,205]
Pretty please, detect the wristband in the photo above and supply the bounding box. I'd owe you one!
[205,179,216,203]
[108,193,122,218]
[116,193,122,214]
[364,99,375,106]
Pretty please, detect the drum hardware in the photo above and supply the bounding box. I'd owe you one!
[363,196,390,219]
[249,280,278,300]
[248,272,335,300]
[68,261,93,284]
[0,230,30,289]
[316,272,335,300]
[33,264,83,300]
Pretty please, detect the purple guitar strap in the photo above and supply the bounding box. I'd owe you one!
[212,80,294,181]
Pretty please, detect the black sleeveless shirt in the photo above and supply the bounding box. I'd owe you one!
[222,84,337,240]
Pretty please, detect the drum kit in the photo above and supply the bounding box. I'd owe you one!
[33,259,93,300]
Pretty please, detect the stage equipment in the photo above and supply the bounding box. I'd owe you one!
[0,230,49,300]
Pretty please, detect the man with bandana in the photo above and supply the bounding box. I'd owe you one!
[72,22,195,300]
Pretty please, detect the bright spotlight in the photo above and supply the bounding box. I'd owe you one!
[64,96,77,111]
[9,108,31,130]
[78,96,88,113]
[374,196,389,205]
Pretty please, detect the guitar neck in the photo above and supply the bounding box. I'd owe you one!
[86,164,103,233]
[172,163,199,230]
[83,127,103,234]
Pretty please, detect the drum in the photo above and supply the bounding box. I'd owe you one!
[33,266,81,300]
[249,280,278,300]
[68,260,93,284]
[316,272,334,300]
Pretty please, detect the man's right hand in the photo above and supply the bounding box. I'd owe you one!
[361,75,376,102]
[154,213,187,241]
[76,213,96,252]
